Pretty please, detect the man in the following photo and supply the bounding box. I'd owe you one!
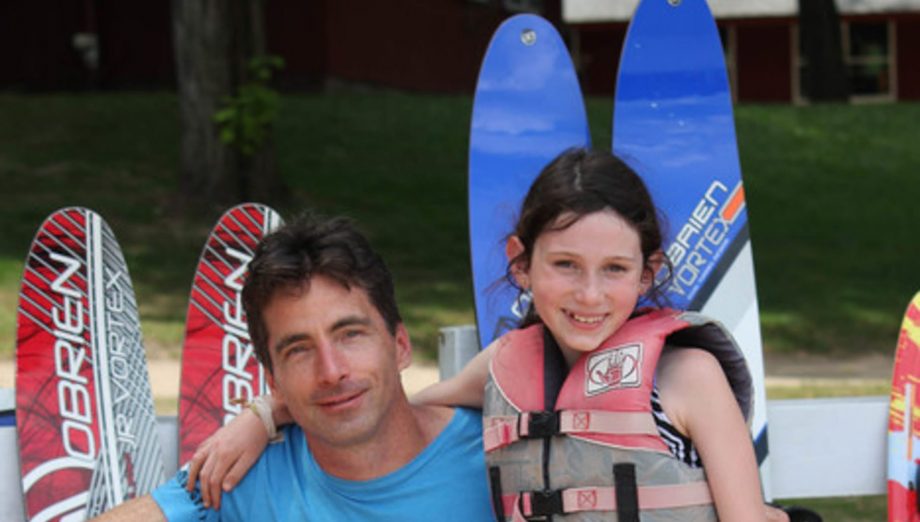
[95,215,494,521]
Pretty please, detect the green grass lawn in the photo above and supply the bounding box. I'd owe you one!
[775,495,886,521]
[737,103,920,357]
[1,92,918,365]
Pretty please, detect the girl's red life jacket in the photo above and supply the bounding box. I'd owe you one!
[483,308,753,522]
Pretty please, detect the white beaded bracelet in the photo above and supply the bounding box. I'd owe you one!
[248,395,281,442]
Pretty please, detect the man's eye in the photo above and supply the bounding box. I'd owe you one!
[284,344,307,358]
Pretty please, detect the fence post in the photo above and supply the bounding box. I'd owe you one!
[437,324,480,380]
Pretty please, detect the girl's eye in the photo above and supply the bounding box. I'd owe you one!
[604,264,627,274]
[553,260,576,270]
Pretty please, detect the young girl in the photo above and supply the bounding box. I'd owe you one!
[189,148,794,521]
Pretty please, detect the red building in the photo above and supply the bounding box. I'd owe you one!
[564,0,920,102]
[2,0,916,103]
[0,0,547,93]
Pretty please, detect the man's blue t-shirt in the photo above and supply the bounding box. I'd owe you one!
[152,408,495,521]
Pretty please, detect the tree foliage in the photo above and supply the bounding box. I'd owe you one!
[214,56,285,157]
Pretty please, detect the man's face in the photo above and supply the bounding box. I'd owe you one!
[265,275,411,449]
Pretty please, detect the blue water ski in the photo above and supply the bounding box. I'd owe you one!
[612,0,772,495]
[469,14,590,349]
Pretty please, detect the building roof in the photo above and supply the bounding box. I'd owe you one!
[562,0,920,23]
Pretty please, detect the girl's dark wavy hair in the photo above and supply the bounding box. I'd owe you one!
[506,148,673,327]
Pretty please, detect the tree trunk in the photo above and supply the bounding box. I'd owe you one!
[172,0,285,209]
[799,0,849,102]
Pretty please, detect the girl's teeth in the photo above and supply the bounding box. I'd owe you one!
[571,313,603,324]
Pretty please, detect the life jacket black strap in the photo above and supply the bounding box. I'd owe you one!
[490,466,506,520]
[519,410,560,439]
[542,329,567,410]
[613,463,639,522]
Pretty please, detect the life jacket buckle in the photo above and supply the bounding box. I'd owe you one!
[527,489,564,517]
[521,410,559,439]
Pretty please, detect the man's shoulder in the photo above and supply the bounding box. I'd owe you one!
[229,424,308,490]
[428,406,482,438]
[424,407,483,459]
[400,407,493,521]
[214,425,310,519]
[449,406,482,429]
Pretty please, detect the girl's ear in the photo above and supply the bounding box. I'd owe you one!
[505,236,529,289]
[641,251,665,293]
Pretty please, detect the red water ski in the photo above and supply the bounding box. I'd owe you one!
[178,203,283,465]
[16,207,163,520]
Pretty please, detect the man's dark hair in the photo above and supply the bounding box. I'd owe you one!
[242,214,402,374]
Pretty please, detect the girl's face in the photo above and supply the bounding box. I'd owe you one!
[508,210,655,366]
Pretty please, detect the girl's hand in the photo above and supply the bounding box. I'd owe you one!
[186,408,269,510]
